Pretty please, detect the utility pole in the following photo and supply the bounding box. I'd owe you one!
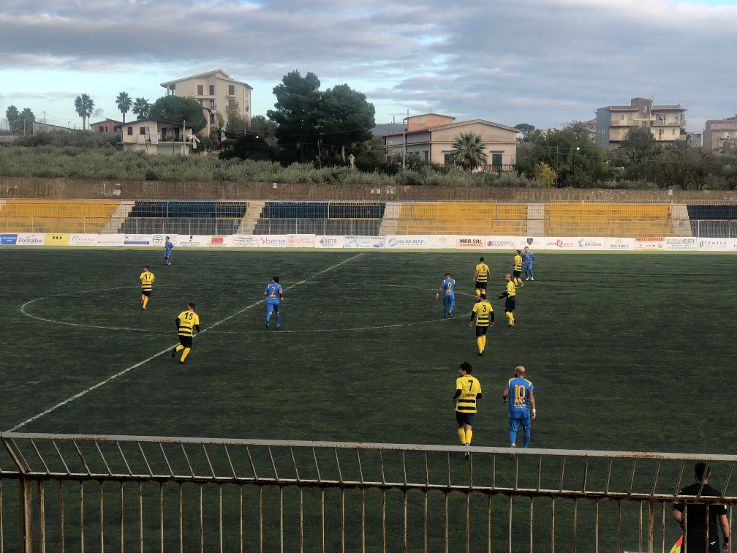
[402,108,408,169]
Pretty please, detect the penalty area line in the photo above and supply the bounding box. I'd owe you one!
[8,252,365,432]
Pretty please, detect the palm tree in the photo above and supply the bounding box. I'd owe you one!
[74,93,95,130]
[19,108,35,134]
[115,92,132,124]
[450,132,487,170]
[5,105,19,134]
[132,97,150,121]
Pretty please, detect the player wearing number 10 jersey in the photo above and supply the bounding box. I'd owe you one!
[502,366,536,448]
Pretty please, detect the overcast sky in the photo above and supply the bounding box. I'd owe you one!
[0,0,735,131]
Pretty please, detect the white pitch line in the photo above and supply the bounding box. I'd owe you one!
[208,317,463,335]
[8,253,365,432]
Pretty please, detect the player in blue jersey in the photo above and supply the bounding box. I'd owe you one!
[502,365,537,448]
[164,237,174,266]
[436,273,456,318]
[522,246,535,281]
[265,276,284,329]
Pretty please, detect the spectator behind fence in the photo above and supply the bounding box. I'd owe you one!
[673,462,730,552]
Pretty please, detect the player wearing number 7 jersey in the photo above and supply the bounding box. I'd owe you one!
[453,362,482,458]
[502,366,536,448]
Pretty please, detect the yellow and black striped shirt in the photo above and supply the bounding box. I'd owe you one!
[506,280,516,297]
[475,262,490,283]
[455,375,482,413]
[176,310,200,337]
[139,271,155,292]
[472,300,493,326]
[513,255,523,271]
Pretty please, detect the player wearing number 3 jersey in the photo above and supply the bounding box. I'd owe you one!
[502,366,536,448]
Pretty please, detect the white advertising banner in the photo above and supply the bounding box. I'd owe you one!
[257,235,289,248]
[665,237,698,251]
[697,237,735,251]
[178,235,212,247]
[122,234,153,246]
[456,236,486,249]
[607,237,636,251]
[385,235,451,249]
[635,237,666,251]
[286,234,316,248]
[574,237,609,250]
[15,233,45,246]
[228,234,260,248]
[96,234,125,247]
[536,237,580,250]
[342,236,386,249]
[315,236,345,249]
[69,233,102,247]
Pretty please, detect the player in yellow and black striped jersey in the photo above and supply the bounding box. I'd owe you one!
[473,257,491,297]
[139,266,155,310]
[453,362,482,456]
[172,303,200,364]
[498,274,517,327]
[512,250,524,287]
[469,294,494,356]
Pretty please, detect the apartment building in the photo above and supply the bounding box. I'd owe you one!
[89,119,123,134]
[383,114,518,168]
[160,69,252,129]
[596,97,686,149]
[703,117,737,152]
[122,120,196,156]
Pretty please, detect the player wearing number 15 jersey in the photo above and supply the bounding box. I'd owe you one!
[172,303,200,364]
[502,366,536,448]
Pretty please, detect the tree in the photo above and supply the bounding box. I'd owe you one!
[115,92,132,124]
[74,94,94,130]
[533,161,557,187]
[149,96,206,133]
[450,132,487,170]
[132,97,151,120]
[6,105,19,134]
[267,70,322,163]
[514,123,536,141]
[318,84,375,162]
[250,115,278,137]
[219,132,276,161]
[619,127,657,164]
[225,101,248,134]
[19,108,35,133]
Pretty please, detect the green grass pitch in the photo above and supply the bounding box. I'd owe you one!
[3,248,736,455]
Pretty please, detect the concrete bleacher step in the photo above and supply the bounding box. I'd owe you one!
[101,201,134,234]
[527,204,544,236]
[670,205,692,236]
[379,202,401,235]
[238,201,264,235]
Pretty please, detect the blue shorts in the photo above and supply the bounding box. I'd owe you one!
[509,416,531,432]
[443,294,455,309]
[164,250,173,257]
[266,300,280,314]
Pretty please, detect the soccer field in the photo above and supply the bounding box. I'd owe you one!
[2,248,736,455]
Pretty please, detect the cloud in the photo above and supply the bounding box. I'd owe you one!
[0,0,735,128]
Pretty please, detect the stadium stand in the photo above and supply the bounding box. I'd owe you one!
[393,202,528,235]
[118,201,248,234]
[686,204,737,237]
[253,201,386,235]
[543,203,673,237]
[0,200,120,233]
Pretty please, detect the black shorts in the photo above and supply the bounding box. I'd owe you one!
[475,281,488,290]
[475,325,489,336]
[513,270,522,278]
[456,411,475,426]
[178,335,193,348]
[505,298,516,312]
[141,290,151,297]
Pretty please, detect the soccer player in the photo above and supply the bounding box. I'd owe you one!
[674,462,730,553]
[498,274,517,327]
[512,250,524,287]
[139,265,155,311]
[436,273,456,318]
[473,257,491,297]
[172,303,200,364]
[469,293,493,356]
[522,246,535,281]
[164,237,174,266]
[453,361,482,457]
[265,276,284,329]
[502,365,536,448]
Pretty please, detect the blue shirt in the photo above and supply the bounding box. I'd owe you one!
[505,377,534,418]
[522,251,535,265]
[265,283,282,302]
[164,241,174,252]
[441,278,456,296]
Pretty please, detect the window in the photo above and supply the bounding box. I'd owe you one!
[444,153,454,166]
[210,114,215,125]
[423,151,429,161]
[127,126,133,136]
[209,84,215,96]
[209,99,215,109]
[492,153,503,168]
[197,84,204,95]
[99,126,104,132]
[140,127,147,135]
[228,84,235,95]
[672,129,676,136]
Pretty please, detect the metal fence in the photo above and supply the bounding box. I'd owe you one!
[2,432,737,553]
